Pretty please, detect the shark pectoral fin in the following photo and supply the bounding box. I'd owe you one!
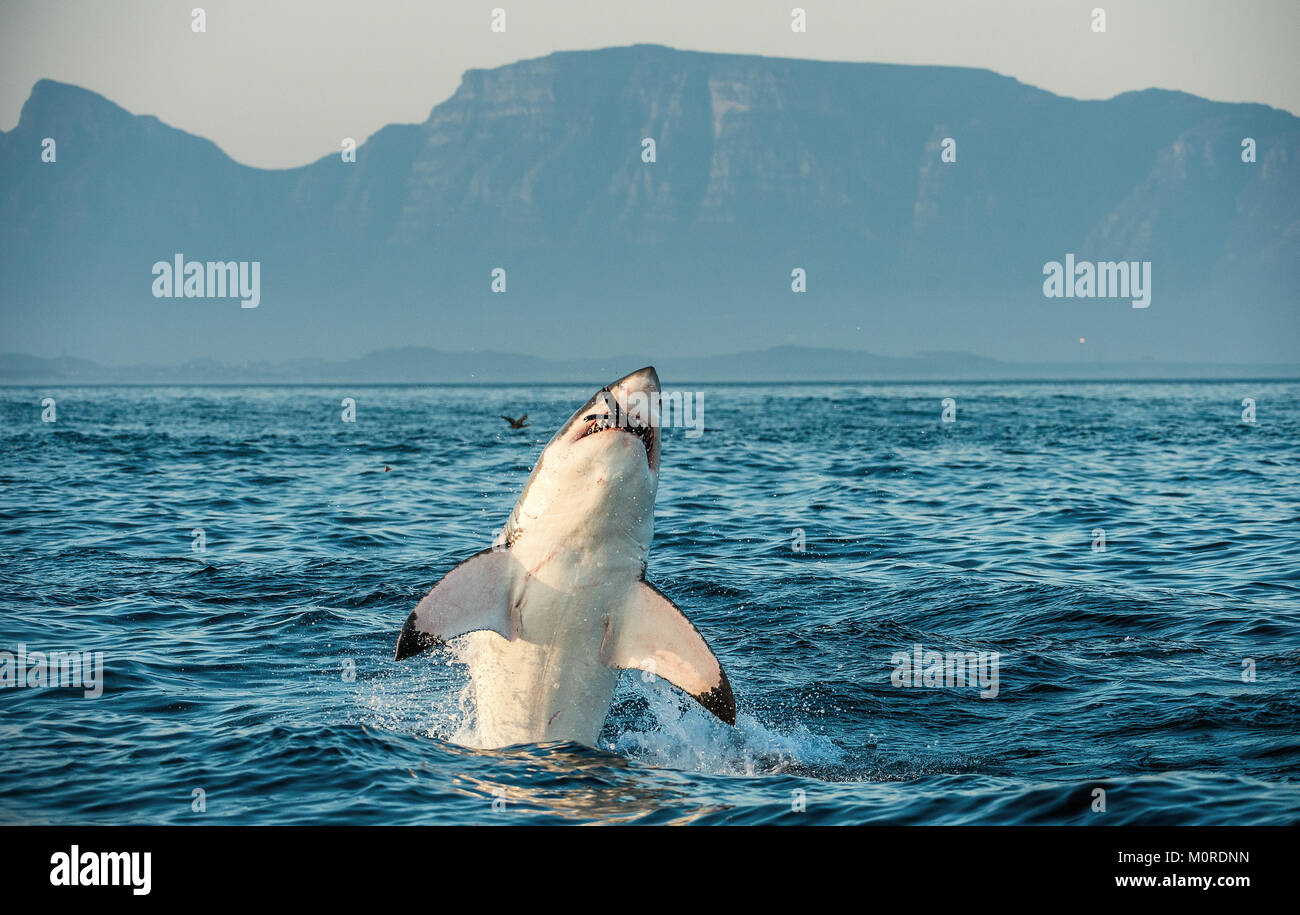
[605,581,736,726]
[395,548,516,661]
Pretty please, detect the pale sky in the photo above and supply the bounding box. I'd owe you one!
[1,0,1297,169]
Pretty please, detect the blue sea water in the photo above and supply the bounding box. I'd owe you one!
[1,380,1297,825]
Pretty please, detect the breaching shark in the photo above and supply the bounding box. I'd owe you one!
[394,366,735,748]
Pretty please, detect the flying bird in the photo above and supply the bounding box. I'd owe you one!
[501,414,529,429]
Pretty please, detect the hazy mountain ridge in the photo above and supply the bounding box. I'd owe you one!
[2,45,1297,366]
[3,347,1295,384]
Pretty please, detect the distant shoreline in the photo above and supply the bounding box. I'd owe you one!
[3,348,1297,387]
[4,377,1299,388]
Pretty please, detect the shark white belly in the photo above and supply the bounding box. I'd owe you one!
[394,367,735,748]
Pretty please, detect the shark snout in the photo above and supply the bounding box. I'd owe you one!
[607,366,660,432]
[616,366,660,398]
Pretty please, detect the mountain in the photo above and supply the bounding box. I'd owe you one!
[1,45,1297,368]
[3,347,1295,384]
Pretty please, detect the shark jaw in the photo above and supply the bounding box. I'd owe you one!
[394,365,735,748]
[559,365,662,471]
[576,397,656,465]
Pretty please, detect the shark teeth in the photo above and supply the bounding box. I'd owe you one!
[581,414,654,456]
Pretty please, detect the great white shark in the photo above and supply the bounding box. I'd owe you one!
[394,366,735,748]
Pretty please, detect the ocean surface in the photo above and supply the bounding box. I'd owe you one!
[1,380,1297,825]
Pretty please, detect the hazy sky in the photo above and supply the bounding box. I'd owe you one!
[2,0,1297,169]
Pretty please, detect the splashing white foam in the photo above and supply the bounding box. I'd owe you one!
[358,644,845,778]
[353,649,471,742]
[604,678,846,777]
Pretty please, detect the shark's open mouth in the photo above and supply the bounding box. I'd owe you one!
[580,411,655,459]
